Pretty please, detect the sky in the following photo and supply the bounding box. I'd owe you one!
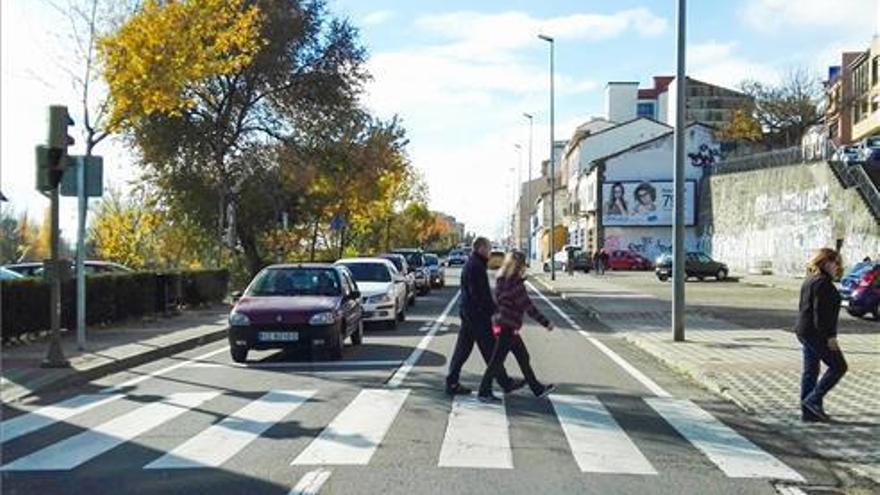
[1,0,877,243]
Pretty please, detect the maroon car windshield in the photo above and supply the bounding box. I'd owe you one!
[246,268,341,297]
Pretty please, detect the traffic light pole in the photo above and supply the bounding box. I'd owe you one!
[42,183,69,367]
[76,156,87,350]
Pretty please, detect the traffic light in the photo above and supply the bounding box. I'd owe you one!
[36,105,75,191]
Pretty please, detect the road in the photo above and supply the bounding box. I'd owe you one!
[1,268,834,495]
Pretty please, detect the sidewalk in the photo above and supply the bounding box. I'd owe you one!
[531,271,880,485]
[1,306,230,404]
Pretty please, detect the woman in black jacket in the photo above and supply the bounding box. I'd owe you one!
[794,248,848,422]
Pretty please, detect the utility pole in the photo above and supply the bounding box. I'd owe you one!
[672,0,687,342]
[523,113,534,263]
[538,34,556,280]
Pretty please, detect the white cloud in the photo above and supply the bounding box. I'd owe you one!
[415,9,667,62]
[361,10,394,26]
[742,0,877,33]
[687,40,781,89]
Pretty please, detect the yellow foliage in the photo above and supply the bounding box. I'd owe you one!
[98,0,264,130]
[718,108,763,143]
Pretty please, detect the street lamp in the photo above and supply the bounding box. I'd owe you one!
[514,143,523,251]
[538,34,556,280]
[672,0,687,342]
[523,113,534,263]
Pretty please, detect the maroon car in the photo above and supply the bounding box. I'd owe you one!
[228,264,363,362]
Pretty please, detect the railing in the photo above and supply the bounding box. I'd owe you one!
[845,162,880,220]
[708,146,806,175]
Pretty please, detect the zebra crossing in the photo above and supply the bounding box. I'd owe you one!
[0,387,804,482]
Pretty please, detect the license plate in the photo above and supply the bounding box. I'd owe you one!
[258,331,299,342]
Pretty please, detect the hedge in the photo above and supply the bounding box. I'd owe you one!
[0,269,228,343]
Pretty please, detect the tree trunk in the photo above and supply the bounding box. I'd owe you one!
[238,225,263,277]
[309,219,319,261]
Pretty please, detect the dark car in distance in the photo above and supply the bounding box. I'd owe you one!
[656,252,729,282]
[377,253,417,306]
[227,264,363,363]
[424,253,445,287]
[392,248,431,295]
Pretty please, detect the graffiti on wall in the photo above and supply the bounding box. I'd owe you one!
[605,234,680,261]
[754,187,829,216]
[688,143,721,167]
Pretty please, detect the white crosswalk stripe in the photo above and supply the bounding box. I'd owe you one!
[145,390,315,469]
[438,395,512,469]
[551,394,656,475]
[646,397,805,481]
[1,392,219,471]
[0,389,805,480]
[291,389,410,466]
[1,393,123,445]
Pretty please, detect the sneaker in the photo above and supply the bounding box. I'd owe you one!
[445,383,472,396]
[536,384,556,399]
[477,393,502,404]
[801,401,830,422]
[503,379,527,395]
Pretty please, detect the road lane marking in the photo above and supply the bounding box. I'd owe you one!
[527,282,671,398]
[291,389,409,466]
[185,360,403,369]
[646,397,805,481]
[526,281,582,330]
[145,390,315,469]
[386,290,460,388]
[438,395,512,469]
[1,392,219,471]
[550,394,656,475]
[100,345,230,394]
[1,393,123,445]
[289,469,332,495]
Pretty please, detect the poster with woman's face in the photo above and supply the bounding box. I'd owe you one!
[602,180,696,226]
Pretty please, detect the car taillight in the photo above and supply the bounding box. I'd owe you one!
[859,271,878,287]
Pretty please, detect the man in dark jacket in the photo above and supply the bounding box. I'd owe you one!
[446,237,522,395]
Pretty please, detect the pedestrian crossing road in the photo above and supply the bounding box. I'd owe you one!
[1,386,803,481]
[0,278,819,494]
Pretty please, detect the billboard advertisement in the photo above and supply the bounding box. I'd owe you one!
[602,180,696,226]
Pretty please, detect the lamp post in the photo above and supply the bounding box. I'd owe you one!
[523,113,534,262]
[672,0,687,342]
[514,143,523,251]
[538,34,556,280]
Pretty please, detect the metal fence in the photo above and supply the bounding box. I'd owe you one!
[708,146,807,175]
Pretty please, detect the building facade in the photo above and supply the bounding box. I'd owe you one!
[850,36,880,142]
[605,76,752,129]
[574,123,720,261]
[825,52,864,146]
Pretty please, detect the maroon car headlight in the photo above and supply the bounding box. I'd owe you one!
[309,311,337,326]
[229,312,251,326]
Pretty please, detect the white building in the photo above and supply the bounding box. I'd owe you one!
[562,117,672,247]
[574,123,720,260]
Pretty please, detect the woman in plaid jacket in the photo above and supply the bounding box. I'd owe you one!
[477,250,555,403]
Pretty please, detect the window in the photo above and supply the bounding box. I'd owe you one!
[637,102,655,118]
[247,268,341,297]
[873,56,879,86]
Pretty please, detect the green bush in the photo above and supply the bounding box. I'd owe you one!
[1,269,228,342]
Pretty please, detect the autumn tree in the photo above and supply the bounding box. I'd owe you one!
[717,107,763,143]
[99,0,369,275]
[738,68,824,148]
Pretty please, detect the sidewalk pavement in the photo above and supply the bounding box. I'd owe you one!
[531,271,880,485]
[1,306,230,404]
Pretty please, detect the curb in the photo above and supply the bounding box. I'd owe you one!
[1,327,228,404]
[531,276,602,320]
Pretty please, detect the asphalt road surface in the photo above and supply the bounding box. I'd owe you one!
[0,268,835,495]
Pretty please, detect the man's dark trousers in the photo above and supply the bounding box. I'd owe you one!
[446,314,512,390]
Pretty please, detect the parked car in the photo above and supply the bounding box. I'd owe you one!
[602,250,652,271]
[377,253,416,307]
[424,253,445,288]
[227,264,363,363]
[391,248,431,295]
[842,263,880,319]
[840,260,877,300]
[655,252,729,281]
[3,260,133,278]
[446,249,468,266]
[487,249,505,270]
[0,267,23,280]
[336,257,408,328]
[835,145,861,164]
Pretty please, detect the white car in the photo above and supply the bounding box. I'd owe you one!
[335,258,408,328]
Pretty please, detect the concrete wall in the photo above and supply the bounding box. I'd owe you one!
[701,160,880,276]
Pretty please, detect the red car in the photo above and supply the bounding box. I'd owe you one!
[228,264,364,362]
[603,250,653,271]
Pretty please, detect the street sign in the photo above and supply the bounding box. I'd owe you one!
[330,213,347,232]
[60,156,103,197]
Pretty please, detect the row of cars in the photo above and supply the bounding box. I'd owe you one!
[0,260,133,280]
[227,248,446,363]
